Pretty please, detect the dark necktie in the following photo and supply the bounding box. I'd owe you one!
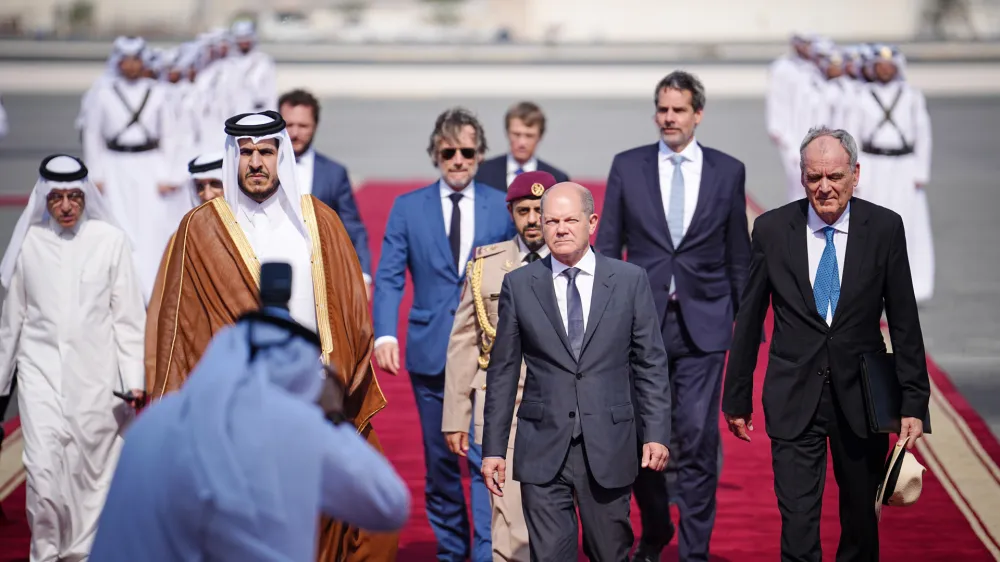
[448,192,463,271]
[525,251,541,263]
[563,266,584,438]
[563,267,584,360]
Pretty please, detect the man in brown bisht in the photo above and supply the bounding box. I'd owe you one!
[147,110,397,560]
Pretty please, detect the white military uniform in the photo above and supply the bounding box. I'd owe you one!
[0,155,145,562]
[82,36,180,303]
[853,47,934,302]
[229,21,278,114]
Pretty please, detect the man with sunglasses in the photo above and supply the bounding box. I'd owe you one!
[374,107,516,562]
[0,154,146,561]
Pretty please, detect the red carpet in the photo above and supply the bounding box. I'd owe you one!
[1,180,998,561]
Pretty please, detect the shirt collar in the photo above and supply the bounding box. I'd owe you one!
[439,179,475,201]
[551,246,596,278]
[507,154,537,174]
[807,201,851,234]
[516,236,550,261]
[658,137,702,164]
[295,147,315,166]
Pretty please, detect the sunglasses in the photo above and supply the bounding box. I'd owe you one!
[439,148,477,161]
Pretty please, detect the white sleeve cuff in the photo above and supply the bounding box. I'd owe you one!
[374,336,398,349]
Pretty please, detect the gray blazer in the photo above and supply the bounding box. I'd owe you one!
[482,252,671,489]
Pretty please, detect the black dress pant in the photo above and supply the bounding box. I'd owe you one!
[633,303,724,562]
[770,378,889,562]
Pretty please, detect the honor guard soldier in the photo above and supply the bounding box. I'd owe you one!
[443,170,557,562]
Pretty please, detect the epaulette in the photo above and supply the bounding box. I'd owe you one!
[474,242,507,260]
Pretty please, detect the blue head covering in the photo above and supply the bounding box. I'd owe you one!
[180,307,323,524]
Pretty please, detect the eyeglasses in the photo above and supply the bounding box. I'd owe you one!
[439,148,477,161]
[46,191,85,206]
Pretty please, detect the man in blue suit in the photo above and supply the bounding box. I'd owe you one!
[279,89,373,292]
[595,71,751,562]
[373,107,516,562]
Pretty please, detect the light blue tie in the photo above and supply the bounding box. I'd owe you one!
[667,153,685,294]
[813,226,841,321]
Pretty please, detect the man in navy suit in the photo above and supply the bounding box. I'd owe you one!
[475,101,570,192]
[373,107,516,562]
[595,71,752,562]
[279,89,373,293]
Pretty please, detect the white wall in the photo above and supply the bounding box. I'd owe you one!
[522,0,922,42]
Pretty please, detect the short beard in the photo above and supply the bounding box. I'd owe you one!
[519,232,544,252]
[238,176,280,203]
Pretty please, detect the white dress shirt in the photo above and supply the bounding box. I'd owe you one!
[550,247,596,333]
[807,202,850,325]
[294,148,315,196]
[506,154,538,188]
[657,138,703,241]
[440,180,476,274]
[516,236,549,263]
[236,191,318,333]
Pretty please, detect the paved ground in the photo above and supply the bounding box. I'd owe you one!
[0,94,998,438]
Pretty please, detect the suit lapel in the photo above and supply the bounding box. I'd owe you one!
[471,183,491,261]
[580,253,615,356]
[642,145,673,251]
[680,145,716,249]
[788,201,827,326]
[532,256,575,362]
[830,200,869,330]
[425,184,457,277]
[310,155,322,198]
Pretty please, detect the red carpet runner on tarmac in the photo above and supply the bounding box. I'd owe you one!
[1,180,999,561]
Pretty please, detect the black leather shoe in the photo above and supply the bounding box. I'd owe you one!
[632,522,675,561]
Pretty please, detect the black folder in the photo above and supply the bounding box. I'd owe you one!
[860,352,931,435]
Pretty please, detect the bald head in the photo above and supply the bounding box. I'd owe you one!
[541,182,594,217]
[541,182,599,267]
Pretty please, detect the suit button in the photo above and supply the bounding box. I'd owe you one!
[575,373,582,380]
[450,309,456,316]
[569,412,576,418]
[817,370,824,376]
[481,384,487,390]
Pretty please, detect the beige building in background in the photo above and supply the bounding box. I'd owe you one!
[0,0,996,41]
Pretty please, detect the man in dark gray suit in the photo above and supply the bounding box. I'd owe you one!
[481,182,671,561]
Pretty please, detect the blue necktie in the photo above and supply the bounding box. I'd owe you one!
[667,153,685,294]
[515,168,524,176]
[563,267,584,437]
[813,226,841,321]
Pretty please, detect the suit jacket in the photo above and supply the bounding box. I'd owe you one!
[595,142,751,353]
[442,238,527,447]
[475,154,570,192]
[722,198,930,440]
[482,253,671,489]
[373,182,516,376]
[311,152,372,277]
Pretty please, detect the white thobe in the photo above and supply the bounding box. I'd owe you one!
[854,80,935,302]
[82,76,181,303]
[229,49,278,113]
[0,220,145,562]
[234,192,318,333]
[193,60,236,153]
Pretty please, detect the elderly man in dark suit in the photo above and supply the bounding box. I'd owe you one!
[723,126,929,562]
[482,182,671,562]
[279,89,372,291]
[475,101,570,191]
[596,70,751,562]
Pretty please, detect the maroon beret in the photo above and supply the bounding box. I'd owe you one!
[506,170,558,202]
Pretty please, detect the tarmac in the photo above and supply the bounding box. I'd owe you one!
[0,92,998,440]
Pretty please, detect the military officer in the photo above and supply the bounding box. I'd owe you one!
[442,170,557,562]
